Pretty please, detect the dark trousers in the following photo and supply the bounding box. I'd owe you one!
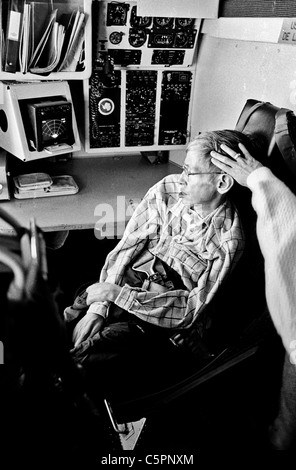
[79,315,196,403]
[69,263,196,403]
[269,352,296,450]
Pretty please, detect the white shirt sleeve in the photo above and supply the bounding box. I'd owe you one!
[247,166,296,354]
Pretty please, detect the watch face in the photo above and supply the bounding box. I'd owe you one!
[98,98,115,116]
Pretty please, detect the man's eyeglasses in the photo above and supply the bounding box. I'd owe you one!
[182,166,223,177]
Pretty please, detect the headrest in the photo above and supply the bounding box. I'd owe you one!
[236,99,296,190]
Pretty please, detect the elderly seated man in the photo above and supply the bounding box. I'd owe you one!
[65,129,261,399]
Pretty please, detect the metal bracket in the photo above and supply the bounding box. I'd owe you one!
[104,399,146,451]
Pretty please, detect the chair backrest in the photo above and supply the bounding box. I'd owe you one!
[236,98,296,192]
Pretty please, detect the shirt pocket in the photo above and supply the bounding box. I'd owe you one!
[159,241,208,285]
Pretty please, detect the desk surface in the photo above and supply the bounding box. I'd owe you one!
[0,155,180,235]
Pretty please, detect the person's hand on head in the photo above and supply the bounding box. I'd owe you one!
[210,142,263,187]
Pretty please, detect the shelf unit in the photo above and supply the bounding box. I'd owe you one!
[0,0,92,81]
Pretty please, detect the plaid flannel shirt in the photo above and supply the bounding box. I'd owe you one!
[90,174,245,330]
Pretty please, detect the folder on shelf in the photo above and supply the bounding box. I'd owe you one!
[28,8,58,70]
[57,11,78,68]
[1,2,11,68]
[29,20,65,74]
[19,2,31,73]
[30,0,52,59]
[29,6,86,74]
[58,10,85,72]
[0,1,2,72]
[4,0,25,72]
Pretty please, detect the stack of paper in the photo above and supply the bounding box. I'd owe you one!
[29,9,65,74]
[29,9,86,74]
[57,10,85,72]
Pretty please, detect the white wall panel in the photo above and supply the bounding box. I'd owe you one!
[170,33,296,165]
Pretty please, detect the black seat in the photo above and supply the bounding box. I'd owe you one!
[100,100,292,450]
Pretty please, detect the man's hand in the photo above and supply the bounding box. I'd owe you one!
[72,283,121,347]
[86,282,121,305]
[210,143,263,187]
[72,312,105,348]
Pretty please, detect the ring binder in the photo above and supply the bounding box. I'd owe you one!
[4,0,25,73]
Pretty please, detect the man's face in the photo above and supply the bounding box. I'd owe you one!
[179,142,222,207]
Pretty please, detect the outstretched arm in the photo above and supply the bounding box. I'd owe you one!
[212,141,296,353]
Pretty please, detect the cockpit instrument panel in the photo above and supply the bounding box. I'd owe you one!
[94,1,200,67]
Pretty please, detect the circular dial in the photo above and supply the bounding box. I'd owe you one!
[109,31,123,45]
[130,6,152,27]
[175,18,194,28]
[128,28,147,47]
[107,4,128,25]
[154,17,174,28]
[174,31,188,47]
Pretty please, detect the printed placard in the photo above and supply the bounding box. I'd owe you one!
[278,18,296,44]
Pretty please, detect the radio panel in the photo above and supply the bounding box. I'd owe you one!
[148,30,197,49]
[94,1,200,67]
[125,70,157,146]
[85,69,194,152]
[96,50,142,67]
[151,50,185,66]
[88,71,121,148]
[158,71,192,145]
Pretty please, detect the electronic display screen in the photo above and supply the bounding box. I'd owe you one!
[21,98,75,151]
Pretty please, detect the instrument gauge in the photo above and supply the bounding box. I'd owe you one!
[153,17,174,29]
[109,31,123,45]
[128,29,147,48]
[107,3,129,26]
[130,6,152,28]
[175,18,194,28]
